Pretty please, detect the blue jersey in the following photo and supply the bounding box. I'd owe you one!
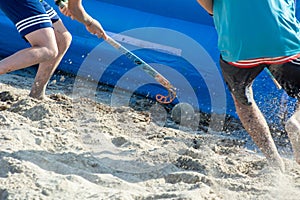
[213,0,300,62]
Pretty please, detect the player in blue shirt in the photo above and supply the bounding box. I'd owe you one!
[0,0,107,100]
[0,0,72,99]
[197,0,300,171]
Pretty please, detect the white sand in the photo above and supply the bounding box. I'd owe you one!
[1,69,300,200]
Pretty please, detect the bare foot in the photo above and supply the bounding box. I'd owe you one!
[29,93,45,100]
[267,156,285,172]
[29,87,46,100]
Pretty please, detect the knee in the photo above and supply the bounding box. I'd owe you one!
[58,32,72,54]
[40,31,72,61]
[62,32,72,52]
[45,45,59,60]
[66,32,72,47]
[285,114,300,133]
[33,44,58,62]
[285,117,295,133]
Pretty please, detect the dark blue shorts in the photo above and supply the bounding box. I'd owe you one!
[0,0,60,37]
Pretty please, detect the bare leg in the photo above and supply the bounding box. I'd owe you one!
[0,28,58,75]
[233,90,284,171]
[285,102,300,164]
[29,20,72,99]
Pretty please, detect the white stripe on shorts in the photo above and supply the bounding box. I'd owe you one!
[291,57,300,65]
[16,14,51,33]
[46,8,57,19]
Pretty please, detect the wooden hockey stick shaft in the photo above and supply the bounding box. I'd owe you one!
[106,36,176,104]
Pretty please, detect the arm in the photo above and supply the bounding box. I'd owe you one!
[66,0,92,25]
[57,0,107,39]
[197,0,213,15]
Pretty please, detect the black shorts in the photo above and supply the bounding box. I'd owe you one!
[220,57,300,105]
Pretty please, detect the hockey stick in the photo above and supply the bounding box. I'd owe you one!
[264,68,290,124]
[105,36,176,104]
[55,0,68,8]
[55,0,176,104]
[264,68,282,89]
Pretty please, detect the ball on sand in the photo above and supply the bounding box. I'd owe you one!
[171,102,195,124]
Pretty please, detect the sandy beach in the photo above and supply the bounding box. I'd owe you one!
[1,68,300,200]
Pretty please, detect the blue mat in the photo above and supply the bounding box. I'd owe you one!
[0,0,297,124]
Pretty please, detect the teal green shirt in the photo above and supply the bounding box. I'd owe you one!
[213,0,300,62]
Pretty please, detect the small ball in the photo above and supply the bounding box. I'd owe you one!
[171,103,195,124]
